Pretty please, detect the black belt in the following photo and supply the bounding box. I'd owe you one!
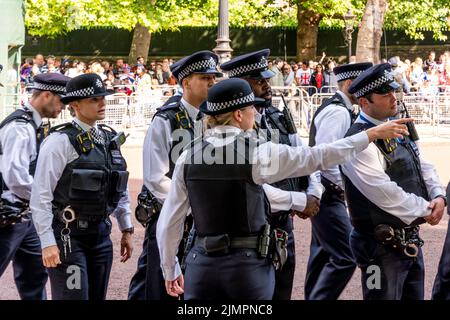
[195,235,259,252]
[321,176,345,201]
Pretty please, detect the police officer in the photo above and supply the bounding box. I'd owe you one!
[156,77,414,300]
[432,183,450,299]
[128,51,222,300]
[306,62,372,300]
[220,49,323,300]
[341,63,446,300]
[30,73,134,300]
[0,73,70,300]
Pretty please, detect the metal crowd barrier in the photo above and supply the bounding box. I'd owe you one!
[4,86,450,138]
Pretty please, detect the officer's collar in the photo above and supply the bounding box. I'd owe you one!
[357,110,386,126]
[336,90,353,111]
[206,125,243,136]
[181,97,200,121]
[23,101,43,127]
[73,118,99,132]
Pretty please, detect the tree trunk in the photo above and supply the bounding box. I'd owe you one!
[128,23,151,65]
[296,1,322,62]
[355,0,388,64]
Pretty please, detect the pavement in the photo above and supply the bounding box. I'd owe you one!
[1,132,450,300]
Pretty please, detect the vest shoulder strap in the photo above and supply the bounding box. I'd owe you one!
[50,122,83,154]
[0,109,37,131]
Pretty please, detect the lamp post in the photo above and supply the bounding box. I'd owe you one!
[213,0,233,64]
[343,9,356,63]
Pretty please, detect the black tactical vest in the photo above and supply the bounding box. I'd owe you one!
[184,135,270,237]
[0,108,44,197]
[51,122,129,218]
[342,122,428,232]
[309,92,356,147]
[153,95,195,179]
[263,105,309,208]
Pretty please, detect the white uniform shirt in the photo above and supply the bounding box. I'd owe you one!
[341,111,444,225]
[30,118,132,249]
[313,90,354,188]
[157,125,370,281]
[255,110,324,213]
[0,102,42,203]
[143,98,200,203]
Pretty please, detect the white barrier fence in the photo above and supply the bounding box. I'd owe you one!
[3,86,450,138]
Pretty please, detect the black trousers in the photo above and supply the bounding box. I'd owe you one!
[350,229,424,300]
[304,194,356,300]
[128,218,175,300]
[184,245,275,300]
[0,220,48,300]
[432,218,450,300]
[272,217,295,300]
[47,227,113,300]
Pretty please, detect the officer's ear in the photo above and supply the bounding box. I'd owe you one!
[358,96,370,110]
[232,109,243,124]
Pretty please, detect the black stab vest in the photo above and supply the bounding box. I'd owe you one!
[263,105,309,196]
[183,135,270,237]
[51,122,128,218]
[153,96,195,179]
[309,92,356,147]
[342,122,429,232]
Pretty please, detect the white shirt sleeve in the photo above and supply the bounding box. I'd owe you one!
[289,133,324,199]
[253,131,369,185]
[262,183,307,212]
[0,122,36,201]
[314,105,352,187]
[156,150,190,281]
[143,116,173,203]
[30,133,76,249]
[111,187,133,231]
[419,155,445,199]
[341,143,433,225]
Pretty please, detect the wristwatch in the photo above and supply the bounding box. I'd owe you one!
[122,227,134,235]
[434,195,448,207]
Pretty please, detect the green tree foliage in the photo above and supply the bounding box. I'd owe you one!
[25,0,215,36]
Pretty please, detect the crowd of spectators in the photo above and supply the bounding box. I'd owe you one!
[18,50,450,98]
[19,54,178,96]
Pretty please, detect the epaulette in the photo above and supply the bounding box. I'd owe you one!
[49,122,76,133]
[0,109,34,130]
[157,95,182,112]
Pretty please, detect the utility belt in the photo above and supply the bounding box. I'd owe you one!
[321,176,345,202]
[373,224,424,258]
[134,186,162,227]
[53,205,108,227]
[0,199,30,228]
[194,224,289,270]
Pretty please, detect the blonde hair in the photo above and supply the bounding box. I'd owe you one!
[205,111,234,129]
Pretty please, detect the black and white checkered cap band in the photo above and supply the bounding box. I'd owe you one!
[354,71,395,98]
[31,82,66,93]
[336,70,364,82]
[228,58,269,78]
[178,57,217,81]
[64,86,95,97]
[207,92,255,112]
